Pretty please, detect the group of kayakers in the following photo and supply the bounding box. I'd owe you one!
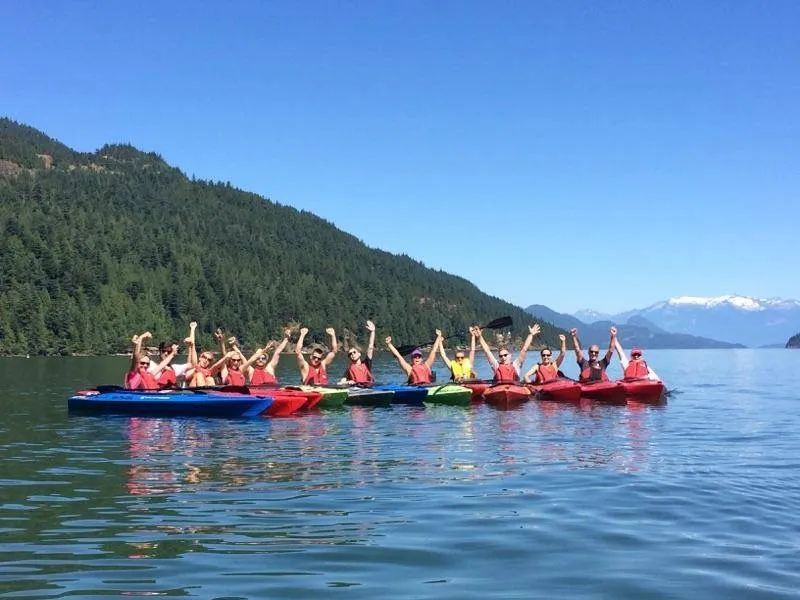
[125,320,658,391]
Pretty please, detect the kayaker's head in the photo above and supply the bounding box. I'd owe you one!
[255,353,269,368]
[138,356,151,371]
[454,351,466,362]
[631,347,643,360]
[498,349,510,363]
[228,356,242,371]
[588,345,600,362]
[411,349,423,363]
[158,341,178,358]
[199,351,214,367]
[348,347,362,363]
[310,347,325,365]
[540,348,552,364]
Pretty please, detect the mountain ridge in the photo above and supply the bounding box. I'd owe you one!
[0,117,562,355]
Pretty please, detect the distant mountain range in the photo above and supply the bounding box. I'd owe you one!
[526,304,743,349]
[569,295,800,348]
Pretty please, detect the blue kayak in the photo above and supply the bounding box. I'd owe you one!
[373,384,429,406]
[68,389,272,418]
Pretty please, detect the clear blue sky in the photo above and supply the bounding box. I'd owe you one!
[2,1,798,314]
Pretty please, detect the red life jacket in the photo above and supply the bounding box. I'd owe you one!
[408,363,433,384]
[624,359,649,379]
[250,368,277,386]
[157,366,176,389]
[304,364,328,385]
[224,369,245,386]
[347,362,374,384]
[126,368,159,390]
[580,361,609,383]
[494,363,518,382]
[534,363,558,384]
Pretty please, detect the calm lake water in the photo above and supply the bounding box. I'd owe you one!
[1,350,799,599]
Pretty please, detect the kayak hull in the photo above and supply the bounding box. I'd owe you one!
[422,384,472,406]
[460,381,490,401]
[373,384,428,405]
[579,381,627,405]
[483,384,531,409]
[620,379,666,404]
[527,380,582,403]
[68,390,271,418]
[345,388,394,406]
[299,386,348,408]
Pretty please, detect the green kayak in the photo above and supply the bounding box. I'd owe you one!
[423,384,472,406]
[299,386,348,408]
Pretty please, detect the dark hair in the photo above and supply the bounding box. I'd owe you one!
[158,341,175,353]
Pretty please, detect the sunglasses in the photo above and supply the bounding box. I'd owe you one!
[541,353,552,358]
[589,351,599,355]
[632,353,642,358]
[455,356,465,360]
[311,355,323,361]
[499,353,509,358]
[349,351,358,357]
[139,361,150,366]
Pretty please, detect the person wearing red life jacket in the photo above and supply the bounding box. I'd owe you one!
[613,339,661,381]
[296,326,338,385]
[571,326,616,383]
[342,320,377,385]
[385,330,442,384]
[148,341,185,389]
[523,334,567,383]
[243,329,291,386]
[214,330,249,387]
[183,321,230,387]
[124,331,159,390]
[477,323,538,382]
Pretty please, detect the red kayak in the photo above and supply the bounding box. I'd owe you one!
[251,388,308,416]
[483,384,531,409]
[527,379,582,403]
[460,381,490,401]
[620,379,666,404]
[579,381,626,404]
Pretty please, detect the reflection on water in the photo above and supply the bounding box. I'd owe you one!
[2,351,800,598]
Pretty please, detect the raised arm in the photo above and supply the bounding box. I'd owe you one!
[385,336,412,375]
[570,328,582,360]
[606,327,617,362]
[437,328,452,369]
[515,323,539,368]
[295,327,310,370]
[214,328,227,356]
[613,336,629,369]
[210,350,237,376]
[323,327,338,366]
[476,327,499,369]
[153,342,178,373]
[129,333,145,371]
[555,334,567,367]
[186,321,199,366]
[425,330,443,368]
[269,330,291,368]
[469,327,477,371]
[365,320,376,360]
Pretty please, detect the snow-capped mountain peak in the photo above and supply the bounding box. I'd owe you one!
[663,295,800,312]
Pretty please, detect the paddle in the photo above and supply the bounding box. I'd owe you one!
[395,316,513,356]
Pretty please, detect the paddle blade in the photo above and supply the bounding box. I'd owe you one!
[485,316,513,329]
[395,344,420,356]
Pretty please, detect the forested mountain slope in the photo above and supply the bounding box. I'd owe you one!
[0,118,561,355]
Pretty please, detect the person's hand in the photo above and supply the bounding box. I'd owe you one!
[570,328,578,336]
[190,321,197,331]
[227,336,238,347]
[171,343,179,354]
[265,340,277,351]
[299,327,308,336]
[225,350,237,359]
[558,334,566,343]
[474,327,482,337]
[435,329,443,337]
[325,327,335,336]
[365,320,376,332]
[140,331,152,340]
[283,329,291,339]
[214,328,224,342]
[529,324,541,336]
[469,326,477,337]
[610,326,617,336]
[131,334,140,344]
[183,336,193,345]
[385,336,392,345]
